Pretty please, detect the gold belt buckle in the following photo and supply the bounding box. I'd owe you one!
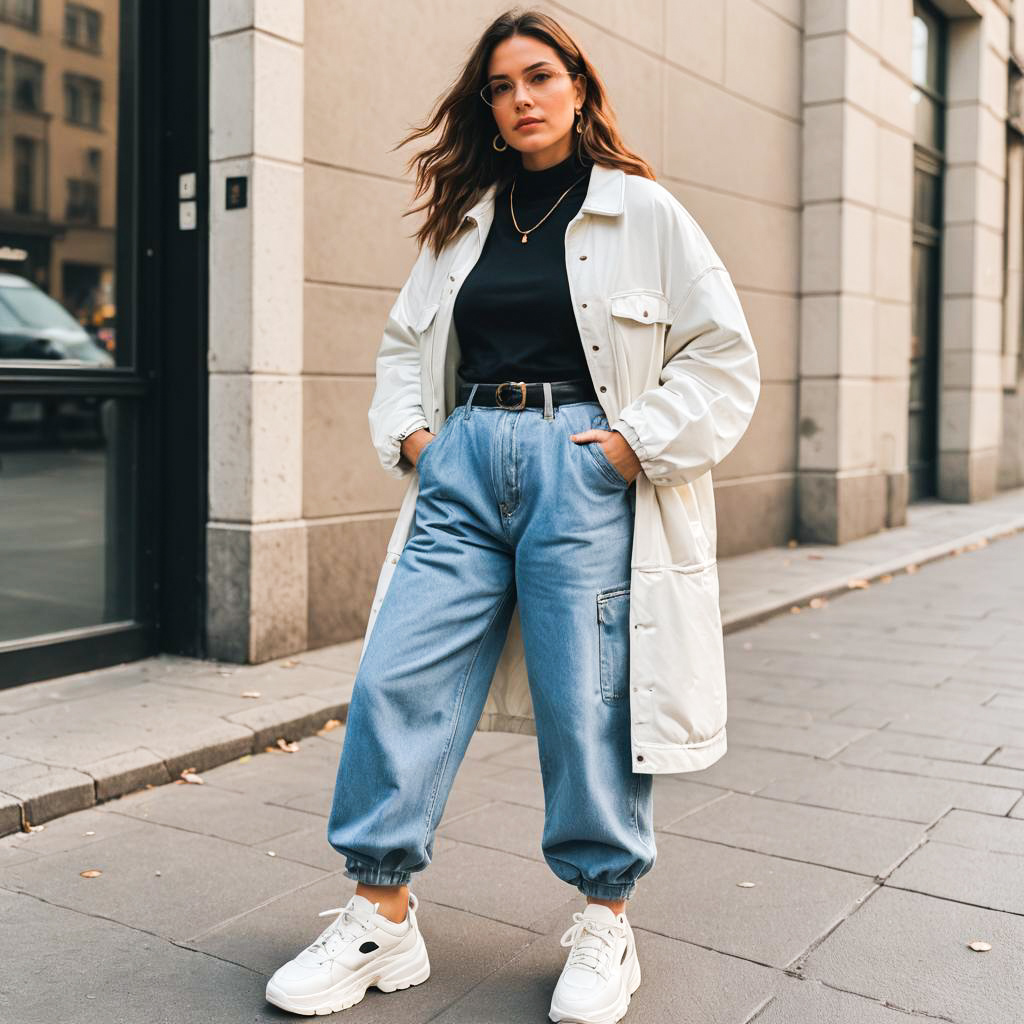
[495,381,527,410]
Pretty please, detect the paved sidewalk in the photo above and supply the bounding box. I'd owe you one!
[3,525,1022,1021]
[2,487,1024,841]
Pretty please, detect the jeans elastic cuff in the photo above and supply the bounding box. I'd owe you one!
[579,881,636,901]
[344,861,412,887]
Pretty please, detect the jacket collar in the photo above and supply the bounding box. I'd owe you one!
[462,161,625,229]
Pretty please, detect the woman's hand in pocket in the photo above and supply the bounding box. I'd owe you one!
[569,428,642,484]
[402,428,436,469]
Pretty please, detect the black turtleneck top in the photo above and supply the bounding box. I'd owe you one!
[453,149,593,383]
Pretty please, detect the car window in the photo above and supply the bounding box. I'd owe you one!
[0,285,83,331]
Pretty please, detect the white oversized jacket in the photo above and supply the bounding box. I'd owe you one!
[361,162,760,774]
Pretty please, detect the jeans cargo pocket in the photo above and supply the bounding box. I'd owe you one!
[597,583,631,704]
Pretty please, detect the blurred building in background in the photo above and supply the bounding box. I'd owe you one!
[2,0,1023,685]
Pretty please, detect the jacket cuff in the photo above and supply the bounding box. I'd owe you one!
[384,412,430,478]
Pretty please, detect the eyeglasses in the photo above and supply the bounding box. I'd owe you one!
[479,68,585,108]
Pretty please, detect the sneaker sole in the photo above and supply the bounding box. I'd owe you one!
[548,946,641,1024]
[265,931,430,1016]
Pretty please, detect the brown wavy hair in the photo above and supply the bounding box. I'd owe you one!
[391,7,656,257]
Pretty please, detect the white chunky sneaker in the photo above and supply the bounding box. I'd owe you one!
[548,903,641,1024]
[265,890,430,1015]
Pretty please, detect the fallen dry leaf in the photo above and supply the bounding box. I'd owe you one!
[787,539,798,549]
[241,691,262,699]
[179,768,204,784]
[967,940,992,952]
[236,754,253,764]
[847,579,870,589]
[806,554,823,560]
[809,597,828,609]
[279,659,300,669]
[318,719,342,733]
[267,851,277,857]
[276,738,300,753]
[880,574,893,584]
[905,563,919,574]
[789,606,801,614]
[736,881,756,888]
[80,869,102,878]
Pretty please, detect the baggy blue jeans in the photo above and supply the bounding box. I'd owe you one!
[326,384,657,901]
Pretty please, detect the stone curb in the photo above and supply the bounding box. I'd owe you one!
[0,694,351,839]
[5,514,1024,841]
[721,519,1024,634]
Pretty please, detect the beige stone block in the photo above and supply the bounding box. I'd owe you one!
[942,223,976,296]
[206,522,308,663]
[557,0,664,56]
[942,347,1003,390]
[804,34,845,104]
[981,43,1008,119]
[305,282,392,376]
[979,106,1008,178]
[842,103,878,207]
[803,103,843,202]
[801,294,875,378]
[305,0,479,175]
[841,202,874,295]
[944,165,1003,229]
[252,32,303,164]
[669,183,800,295]
[736,288,798,384]
[211,0,303,41]
[305,165,422,288]
[947,19,983,104]
[874,300,912,378]
[876,125,913,218]
[875,62,914,134]
[797,469,887,544]
[938,447,999,502]
[725,0,802,119]
[210,158,303,374]
[712,473,796,558]
[210,33,254,161]
[714,380,796,480]
[664,65,800,206]
[209,375,303,524]
[665,0,725,81]
[985,2,1010,61]
[878,0,913,74]
[941,295,1004,353]
[806,0,881,49]
[757,0,801,26]
[798,378,876,471]
[874,212,911,303]
[307,517,395,649]
[250,522,308,661]
[940,387,1002,450]
[303,376,405,518]
[802,201,842,294]
[873,378,909,474]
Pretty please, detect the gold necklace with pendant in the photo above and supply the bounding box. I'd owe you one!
[510,172,588,244]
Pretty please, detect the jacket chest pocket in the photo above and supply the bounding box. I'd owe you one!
[607,290,672,385]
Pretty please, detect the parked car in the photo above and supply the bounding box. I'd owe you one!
[0,273,114,365]
[0,274,114,443]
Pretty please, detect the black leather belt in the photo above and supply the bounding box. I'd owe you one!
[456,377,598,410]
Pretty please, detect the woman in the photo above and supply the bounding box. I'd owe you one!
[266,9,759,1022]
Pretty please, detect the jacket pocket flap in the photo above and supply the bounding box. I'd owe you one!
[610,291,671,324]
[414,303,440,333]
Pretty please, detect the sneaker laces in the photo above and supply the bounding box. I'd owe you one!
[558,912,629,981]
[306,901,379,963]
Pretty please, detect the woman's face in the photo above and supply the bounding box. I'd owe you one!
[485,35,585,171]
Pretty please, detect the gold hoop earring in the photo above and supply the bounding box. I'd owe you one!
[575,110,583,134]
[492,131,508,152]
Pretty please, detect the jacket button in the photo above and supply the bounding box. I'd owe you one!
[642,310,648,317]
[449,275,455,281]
[636,755,644,762]
[581,302,587,308]
[592,345,599,350]
[579,255,587,260]
[599,385,607,393]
